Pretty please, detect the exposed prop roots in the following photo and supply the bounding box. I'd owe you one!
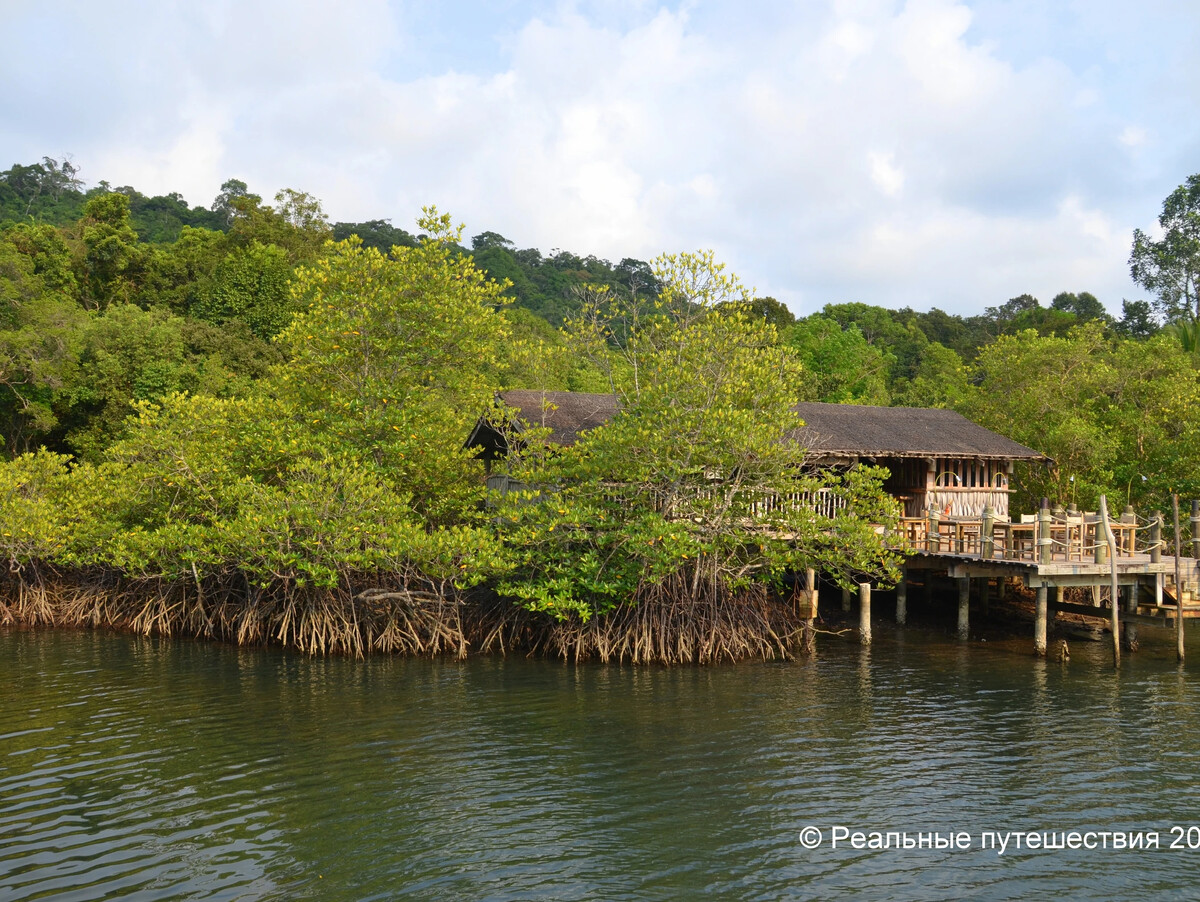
[0,565,471,659]
[0,565,812,665]
[521,581,806,665]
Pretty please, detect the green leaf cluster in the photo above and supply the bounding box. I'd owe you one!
[495,251,902,620]
[970,324,1200,511]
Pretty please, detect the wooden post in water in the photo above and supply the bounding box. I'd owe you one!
[806,566,816,652]
[1099,495,1120,668]
[842,586,852,613]
[1034,585,1048,656]
[859,582,872,646]
[1121,503,1140,651]
[1190,500,1200,562]
[1068,503,1079,559]
[980,577,990,617]
[1174,498,1184,663]
[1122,505,1137,558]
[957,577,969,640]
[982,505,995,560]
[896,566,908,625]
[1152,510,1164,608]
[1037,502,1052,565]
[1123,584,1139,651]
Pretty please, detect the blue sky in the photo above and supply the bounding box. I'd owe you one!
[3,0,1198,317]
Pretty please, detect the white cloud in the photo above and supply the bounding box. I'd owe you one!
[868,152,905,197]
[1118,125,1147,148]
[3,0,1198,316]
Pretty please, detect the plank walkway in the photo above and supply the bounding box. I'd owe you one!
[841,505,1200,660]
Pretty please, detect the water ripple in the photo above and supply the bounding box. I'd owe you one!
[3,630,1200,899]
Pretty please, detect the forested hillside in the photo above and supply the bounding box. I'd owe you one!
[2,157,1199,660]
[1,157,1194,503]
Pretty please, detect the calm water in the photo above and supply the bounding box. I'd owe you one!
[4,624,1200,901]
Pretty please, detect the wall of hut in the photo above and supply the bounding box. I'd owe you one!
[881,456,1012,520]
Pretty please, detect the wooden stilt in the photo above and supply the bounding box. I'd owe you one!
[842,586,852,613]
[1038,502,1052,565]
[1122,585,1139,651]
[982,506,995,560]
[957,577,969,640]
[802,567,817,655]
[1035,586,1048,656]
[896,567,908,625]
[980,578,990,617]
[1099,495,1121,668]
[1175,497,1185,663]
[859,582,872,646]
[1190,499,1200,563]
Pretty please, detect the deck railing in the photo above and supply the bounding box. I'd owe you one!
[654,486,848,521]
[486,474,849,521]
[899,509,1148,563]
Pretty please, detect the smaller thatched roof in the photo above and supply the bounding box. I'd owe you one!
[464,390,620,458]
[498,390,620,444]
[788,402,1046,461]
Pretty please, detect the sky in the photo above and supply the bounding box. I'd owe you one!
[2,0,1198,318]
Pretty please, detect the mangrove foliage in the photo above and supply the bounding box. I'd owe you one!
[2,159,1200,661]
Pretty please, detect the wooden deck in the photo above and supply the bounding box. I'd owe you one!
[871,504,1200,661]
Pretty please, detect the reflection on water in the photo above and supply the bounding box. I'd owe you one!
[3,626,1200,900]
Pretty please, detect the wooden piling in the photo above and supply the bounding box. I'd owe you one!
[957,577,969,640]
[842,586,852,613]
[802,568,817,655]
[1122,505,1137,558]
[1190,499,1200,562]
[927,508,940,554]
[1175,497,1185,663]
[1152,509,1164,613]
[1122,585,1139,651]
[1034,585,1048,656]
[1099,495,1120,668]
[1037,503,1052,565]
[980,577,990,617]
[896,567,907,625]
[859,582,872,646]
[982,505,995,560]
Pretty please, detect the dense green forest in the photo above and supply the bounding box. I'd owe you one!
[1,156,1198,661]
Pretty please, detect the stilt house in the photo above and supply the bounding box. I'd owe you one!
[467,391,1047,521]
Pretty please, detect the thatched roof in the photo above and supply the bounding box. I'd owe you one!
[788,402,1046,461]
[497,390,619,444]
[465,390,620,458]
[465,391,1046,462]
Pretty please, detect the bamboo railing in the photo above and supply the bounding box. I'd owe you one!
[900,506,1156,563]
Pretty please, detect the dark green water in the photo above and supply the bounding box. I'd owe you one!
[4,625,1200,901]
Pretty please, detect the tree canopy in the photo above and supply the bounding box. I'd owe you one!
[1,157,1199,661]
[1131,173,1200,324]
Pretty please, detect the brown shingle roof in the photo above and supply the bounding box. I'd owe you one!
[788,402,1046,460]
[468,392,1047,461]
[491,390,620,445]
